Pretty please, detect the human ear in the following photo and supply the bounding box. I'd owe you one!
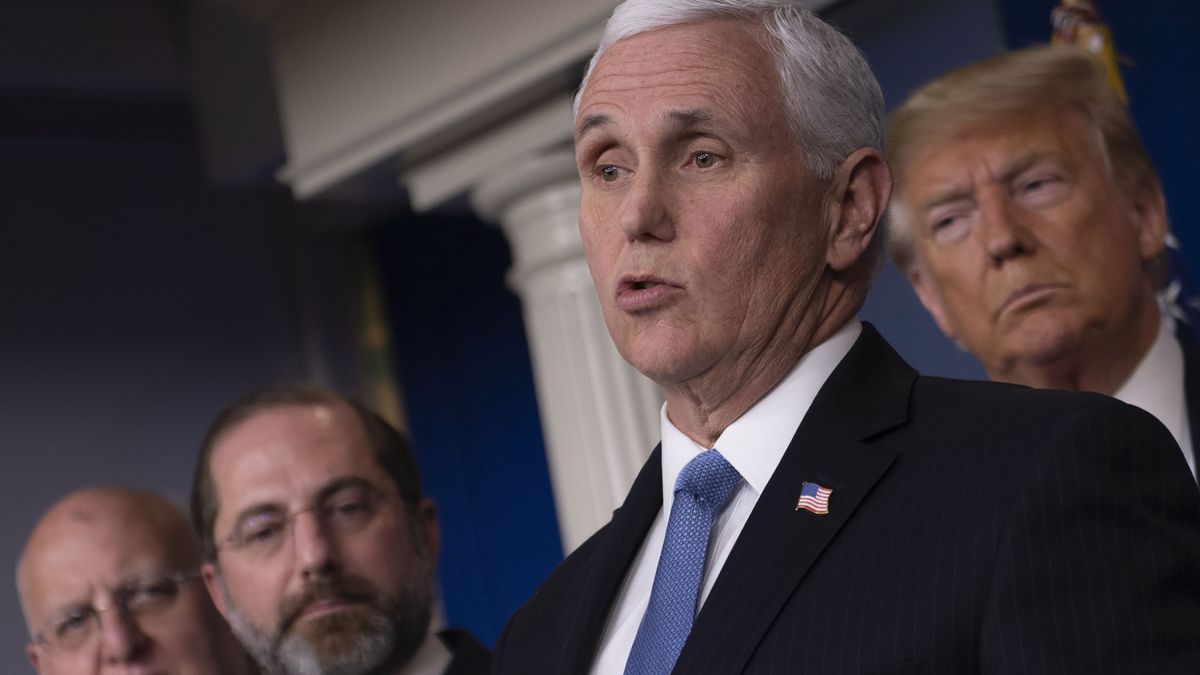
[417,499,441,560]
[1130,186,1168,263]
[826,147,892,272]
[201,562,228,618]
[26,642,41,673]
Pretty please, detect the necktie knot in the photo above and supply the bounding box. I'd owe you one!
[675,448,741,513]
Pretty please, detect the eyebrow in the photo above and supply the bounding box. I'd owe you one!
[916,152,1061,214]
[229,476,377,528]
[666,108,714,132]
[576,113,612,140]
[314,476,376,503]
[916,187,974,216]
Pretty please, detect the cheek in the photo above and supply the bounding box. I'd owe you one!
[145,612,220,664]
[221,562,286,624]
[580,215,616,274]
[342,517,422,592]
[923,252,988,309]
[936,281,988,334]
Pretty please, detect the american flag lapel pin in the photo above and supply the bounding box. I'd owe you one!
[795,481,832,515]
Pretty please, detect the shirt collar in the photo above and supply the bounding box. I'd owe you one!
[660,320,862,508]
[395,610,453,675]
[1113,314,1193,471]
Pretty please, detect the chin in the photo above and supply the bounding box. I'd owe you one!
[622,342,710,386]
[996,322,1085,373]
[1022,319,1084,357]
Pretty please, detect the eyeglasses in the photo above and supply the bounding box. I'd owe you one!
[218,482,389,560]
[33,570,201,653]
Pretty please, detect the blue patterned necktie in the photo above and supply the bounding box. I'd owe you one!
[625,449,742,675]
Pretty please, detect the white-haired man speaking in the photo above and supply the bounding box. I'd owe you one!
[494,1,1200,674]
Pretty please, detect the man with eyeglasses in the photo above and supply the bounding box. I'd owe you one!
[16,486,254,675]
[191,385,490,675]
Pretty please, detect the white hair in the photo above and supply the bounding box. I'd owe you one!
[574,0,883,180]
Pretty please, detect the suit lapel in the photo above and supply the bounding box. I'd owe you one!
[559,446,664,673]
[676,324,915,673]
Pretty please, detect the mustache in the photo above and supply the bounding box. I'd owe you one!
[277,575,381,634]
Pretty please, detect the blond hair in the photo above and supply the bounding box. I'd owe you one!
[886,45,1160,271]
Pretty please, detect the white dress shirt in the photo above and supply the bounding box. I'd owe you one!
[396,613,453,675]
[1113,315,1197,480]
[590,320,862,674]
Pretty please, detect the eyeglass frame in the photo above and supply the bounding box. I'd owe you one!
[214,478,395,560]
[31,569,203,653]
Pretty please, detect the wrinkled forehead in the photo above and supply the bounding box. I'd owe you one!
[21,515,179,623]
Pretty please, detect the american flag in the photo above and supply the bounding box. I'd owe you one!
[795,482,832,515]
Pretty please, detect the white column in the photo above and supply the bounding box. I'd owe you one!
[473,148,663,553]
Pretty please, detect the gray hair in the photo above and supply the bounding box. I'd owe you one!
[574,0,884,180]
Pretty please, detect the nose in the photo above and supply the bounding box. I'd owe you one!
[97,607,148,665]
[292,509,339,580]
[618,169,675,243]
[979,189,1036,264]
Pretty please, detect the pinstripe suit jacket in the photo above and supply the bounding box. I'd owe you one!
[494,324,1200,674]
[1180,329,1200,472]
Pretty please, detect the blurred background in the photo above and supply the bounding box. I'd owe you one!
[2,0,1196,671]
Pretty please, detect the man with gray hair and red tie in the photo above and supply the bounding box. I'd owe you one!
[493,1,1200,673]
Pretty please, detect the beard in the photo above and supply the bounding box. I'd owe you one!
[218,554,434,675]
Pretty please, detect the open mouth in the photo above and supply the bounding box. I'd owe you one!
[616,274,679,312]
[618,273,673,293]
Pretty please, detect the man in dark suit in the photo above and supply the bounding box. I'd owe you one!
[888,46,1199,483]
[191,385,491,675]
[494,1,1200,673]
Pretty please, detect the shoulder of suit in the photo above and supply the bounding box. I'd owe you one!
[899,376,1171,458]
[912,375,1136,418]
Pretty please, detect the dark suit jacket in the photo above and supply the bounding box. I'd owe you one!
[440,628,492,675]
[495,324,1200,674]
[1179,328,1200,476]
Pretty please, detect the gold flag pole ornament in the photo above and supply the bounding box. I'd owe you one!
[1051,0,1128,103]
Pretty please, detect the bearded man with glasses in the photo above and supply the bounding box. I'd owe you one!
[191,385,490,675]
[16,486,254,675]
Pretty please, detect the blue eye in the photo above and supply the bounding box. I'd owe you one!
[600,165,620,182]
